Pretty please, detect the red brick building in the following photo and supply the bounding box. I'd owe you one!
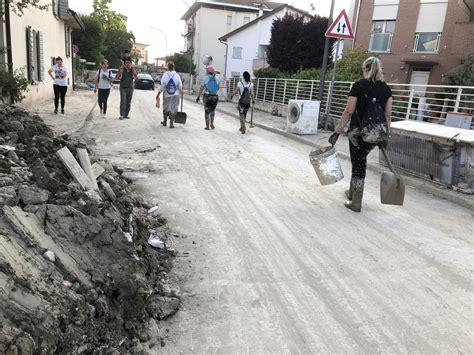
[349,0,474,85]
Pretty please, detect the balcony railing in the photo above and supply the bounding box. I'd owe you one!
[183,25,195,37]
[413,32,441,53]
[369,32,393,53]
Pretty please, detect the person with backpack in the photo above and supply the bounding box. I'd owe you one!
[115,58,138,119]
[157,61,183,128]
[94,59,113,118]
[329,56,392,212]
[231,71,255,134]
[196,66,220,130]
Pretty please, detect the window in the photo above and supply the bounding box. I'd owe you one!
[369,20,395,52]
[232,47,242,59]
[243,17,250,24]
[227,15,232,25]
[26,26,44,82]
[413,32,441,53]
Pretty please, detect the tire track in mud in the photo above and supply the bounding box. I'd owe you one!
[89,92,473,353]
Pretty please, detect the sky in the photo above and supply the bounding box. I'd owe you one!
[69,0,351,62]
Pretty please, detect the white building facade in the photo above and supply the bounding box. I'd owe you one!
[0,0,83,106]
[219,5,312,79]
[181,1,280,85]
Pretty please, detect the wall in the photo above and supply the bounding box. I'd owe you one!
[9,0,73,106]
[353,0,474,85]
[189,5,263,85]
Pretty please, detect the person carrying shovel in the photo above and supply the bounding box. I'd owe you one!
[157,61,183,128]
[231,71,255,134]
[328,56,392,212]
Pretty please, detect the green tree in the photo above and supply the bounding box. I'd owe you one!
[102,29,134,68]
[93,0,127,31]
[333,47,370,81]
[166,52,195,74]
[443,51,474,86]
[3,0,48,16]
[267,14,334,74]
[72,15,105,65]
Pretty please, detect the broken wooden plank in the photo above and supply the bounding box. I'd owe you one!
[56,146,97,191]
[77,148,98,189]
[92,162,105,179]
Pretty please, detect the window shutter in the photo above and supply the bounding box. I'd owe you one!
[37,31,45,81]
[372,5,399,20]
[26,26,35,81]
[416,2,448,32]
[58,0,69,20]
[65,25,71,57]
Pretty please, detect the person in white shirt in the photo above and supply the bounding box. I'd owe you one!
[47,56,68,114]
[157,61,183,128]
[232,71,255,134]
[94,59,113,118]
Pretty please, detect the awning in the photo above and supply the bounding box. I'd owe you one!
[67,9,85,30]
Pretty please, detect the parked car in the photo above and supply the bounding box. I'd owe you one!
[135,74,155,90]
[109,69,119,82]
[151,73,162,84]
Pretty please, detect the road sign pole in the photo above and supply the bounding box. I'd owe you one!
[324,39,341,131]
[317,0,335,104]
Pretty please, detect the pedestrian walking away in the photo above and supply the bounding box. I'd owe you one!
[116,58,138,119]
[196,65,220,130]
[157,61,183,128]
[329,56,392,212]
[47,56,68,114]
[94,59,113,118]
[231,71,255,134]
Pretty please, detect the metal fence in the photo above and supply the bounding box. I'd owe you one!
[228,77,474,127]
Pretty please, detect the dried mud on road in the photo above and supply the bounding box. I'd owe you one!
[0,104,180,354]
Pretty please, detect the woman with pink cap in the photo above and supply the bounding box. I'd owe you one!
[196,65,220,130]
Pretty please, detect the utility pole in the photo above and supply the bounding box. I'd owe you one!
[317,0,335,105]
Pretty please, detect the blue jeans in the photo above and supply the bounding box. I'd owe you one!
[120,87,134,117]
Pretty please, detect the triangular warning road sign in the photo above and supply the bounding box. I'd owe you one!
[325,9,354,39]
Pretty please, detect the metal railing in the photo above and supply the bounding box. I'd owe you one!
[227,77,474,127]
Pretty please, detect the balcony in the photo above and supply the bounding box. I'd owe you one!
[253,58,268,71]
[413,32,441,53]
[183,25,195,38]
[369,33,393,53]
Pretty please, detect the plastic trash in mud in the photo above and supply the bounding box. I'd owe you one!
[148,233,166,251]
[309,146,344,185]
[123,232,133,243]
[147,206,159,214]
[127,214,134,236]
[0,145,16,153]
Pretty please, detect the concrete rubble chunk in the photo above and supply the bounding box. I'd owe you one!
[43,250,56,263]
[18,185,50,205]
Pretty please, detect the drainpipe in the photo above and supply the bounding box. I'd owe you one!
[4,0,14,103]
[352,0,362,49]
[219,39,228,94]
[255,4,264,58]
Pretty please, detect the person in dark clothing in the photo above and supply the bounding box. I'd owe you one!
[115,58,138,119]
[331,56,392,212]
[47,57,68,114]
[231,71,255,134]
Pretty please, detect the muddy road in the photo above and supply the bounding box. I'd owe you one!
[61,88,472,353]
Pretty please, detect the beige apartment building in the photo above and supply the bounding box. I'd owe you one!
[350,0,474,85]
[132,42,149,65]
[181,0,282,84]
[0,0,84,106]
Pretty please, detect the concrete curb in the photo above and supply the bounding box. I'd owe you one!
[186,97,474,210]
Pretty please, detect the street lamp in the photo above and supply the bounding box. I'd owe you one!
[149,27,168,64]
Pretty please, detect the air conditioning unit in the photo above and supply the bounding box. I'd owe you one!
[287,100,320,135]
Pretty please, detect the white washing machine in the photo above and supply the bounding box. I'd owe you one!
[287,100,320,135]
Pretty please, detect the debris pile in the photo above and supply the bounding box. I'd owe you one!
[0,105,180,354]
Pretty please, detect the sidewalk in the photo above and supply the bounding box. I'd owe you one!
[185,94,473,210]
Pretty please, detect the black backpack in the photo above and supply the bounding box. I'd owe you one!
[239,82,252,108]
[357,83,389,144]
